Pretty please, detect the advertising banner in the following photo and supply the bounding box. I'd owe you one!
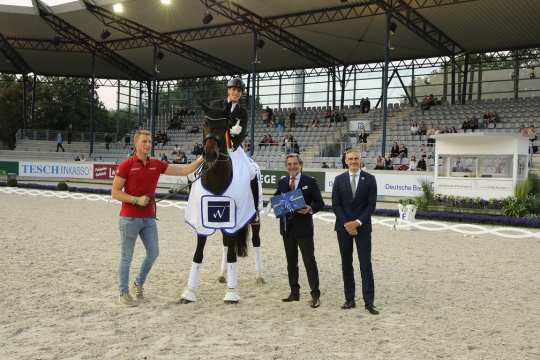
[93,163,117,180]
[19,161,93,179]
[325,170,433,197]
[0,161,19,176]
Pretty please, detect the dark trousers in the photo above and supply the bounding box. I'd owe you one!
[282,234,320,298]
[56,143,65,152]
[337,229,374,306]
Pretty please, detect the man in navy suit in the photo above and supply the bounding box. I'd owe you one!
[275,154,324,308]
[332,149,379,315]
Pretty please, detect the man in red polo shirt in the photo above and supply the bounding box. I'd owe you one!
[112,129,203,306]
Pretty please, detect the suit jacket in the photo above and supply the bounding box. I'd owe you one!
[274,174,325,238]
[210,99,248,149]
[332,170,377,234]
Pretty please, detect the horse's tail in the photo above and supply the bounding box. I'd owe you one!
[235,224,249,257]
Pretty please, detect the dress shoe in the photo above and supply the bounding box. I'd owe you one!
[282,293,300,302]
[310,296,321,308]
[341,300,356,309]
[365,304,379,315]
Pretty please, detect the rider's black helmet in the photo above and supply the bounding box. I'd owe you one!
[227,77,246,91]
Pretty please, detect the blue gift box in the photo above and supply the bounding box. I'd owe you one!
[270,189,307,217]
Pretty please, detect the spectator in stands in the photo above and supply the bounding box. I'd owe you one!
[283,134,291,153]
[289,111,296,128]
[408,155,417,171]
[417,154,427,171]
[361,97,371,113]
[421,94,434,114]
[462,118,471,132]
[390,142,400,158]
[259,135,268,150]
[276,114,285,137]
[374,156,385,170]
[529,125,537,142]
[483,111,497,129]
[384,156,393,170]
[450,126,458,133]
[124,134,130,149]
[520,124,529,137]
[410,122,419,136]
[321,162,329,169]
[426,128,436,146]
[162,132,170,146]
[74,155,81,161]
[80,154,86,162]
[105,133,112,151]
[324,109,333,120]
[179,151,187,164]
[470,116,479,132]
[172,144,180,155]
[311,115,320,128]
[398,143,408,160]
[419,121,427,136]
[192,143,203,156]
[56,132,65,152]
[188,125,199,134]
[160,153,168,162]
[291,136,300,154]
[173,151,187,164]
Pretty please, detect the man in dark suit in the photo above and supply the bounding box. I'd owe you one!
[275,154,324,308]
[210,77,248,150]
[332,149,379,315]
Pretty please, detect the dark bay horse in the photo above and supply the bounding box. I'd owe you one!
[180,105,253,304]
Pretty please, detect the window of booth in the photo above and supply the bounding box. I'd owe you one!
[438,155,513,178]
[518,155,528,179]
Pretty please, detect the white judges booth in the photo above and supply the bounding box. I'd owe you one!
[433,133,529,199]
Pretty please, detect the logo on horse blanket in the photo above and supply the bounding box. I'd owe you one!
[201,196,236,229]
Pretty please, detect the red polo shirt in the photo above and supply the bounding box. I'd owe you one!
[116,155,169,218]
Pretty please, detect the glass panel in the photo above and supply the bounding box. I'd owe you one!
[478,156,513,178]
[449,156,477,177]
[438,155,514,179]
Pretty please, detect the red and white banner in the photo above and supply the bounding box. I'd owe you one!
[93,164,117,180]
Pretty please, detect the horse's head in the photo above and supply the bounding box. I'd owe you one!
[201,104,230,164]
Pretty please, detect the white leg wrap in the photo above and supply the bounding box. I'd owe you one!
[220,246,228,275]
[226,262,237,289]
[187,262,202,290]
[254,246,262,274]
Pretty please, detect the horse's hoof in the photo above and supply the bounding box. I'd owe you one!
[180,288,197,303]
[217,275,226,283]
[255,276,266,285]
[223,290,240,303]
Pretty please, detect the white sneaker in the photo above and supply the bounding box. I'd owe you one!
[116,292,138,307]
[130,282,144,300]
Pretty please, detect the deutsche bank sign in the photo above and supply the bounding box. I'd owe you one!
[201,196,236,229]
[19,161,93,179]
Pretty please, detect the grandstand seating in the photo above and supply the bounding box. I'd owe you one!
[1,97,538,174]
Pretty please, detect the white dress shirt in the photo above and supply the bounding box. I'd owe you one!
[226,99,238,113]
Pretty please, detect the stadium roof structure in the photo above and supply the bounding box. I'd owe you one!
[1,0,540,81]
